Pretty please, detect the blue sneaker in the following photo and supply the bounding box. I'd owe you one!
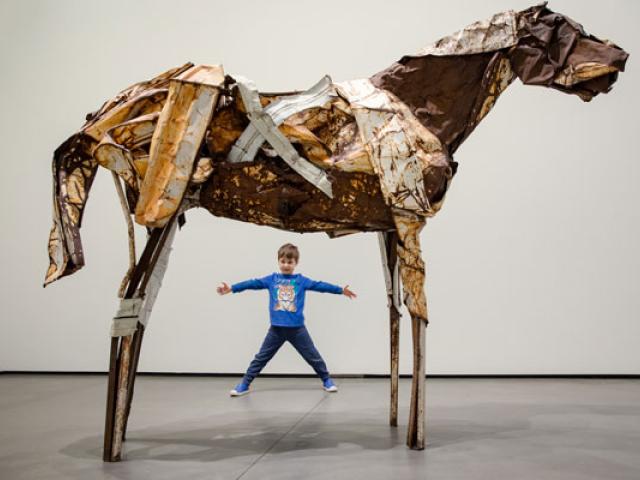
[230,382,250,396]
[322,378,338,392]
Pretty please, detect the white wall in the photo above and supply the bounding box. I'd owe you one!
[1,0,638,375]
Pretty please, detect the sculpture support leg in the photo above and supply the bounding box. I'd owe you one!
[122,324,145,441]
[103,217,178,462]
[389,301,400,427]
[103,337,119,462]
[407,313,426,448]
[392,210,428,450]
[121,209,174,439]
[112,335,133,459]
[378,231,401,427]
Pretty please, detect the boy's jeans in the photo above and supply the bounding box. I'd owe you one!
[242,326,330,384]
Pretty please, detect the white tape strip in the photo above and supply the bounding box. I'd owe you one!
[228,75,335,163]
[228,76,333,198]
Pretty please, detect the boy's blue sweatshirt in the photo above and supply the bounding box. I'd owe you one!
[231,273,343,327]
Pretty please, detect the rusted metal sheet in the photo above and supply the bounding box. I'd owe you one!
[45,133,98,286]
[336,79,452,216]
[190,157,214,184]
[416,10,518,57]
[135,65,224,227]
[84,90,168,144]
[200,158,393,232]
[83,63,193,139]
[391,209,427,321]
[94,113,159,190]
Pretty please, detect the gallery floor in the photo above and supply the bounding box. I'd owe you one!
[1,374,638,479]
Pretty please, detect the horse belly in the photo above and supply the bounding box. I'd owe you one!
[199,157,393,233]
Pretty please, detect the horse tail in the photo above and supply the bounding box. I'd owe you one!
[44,132,99,286]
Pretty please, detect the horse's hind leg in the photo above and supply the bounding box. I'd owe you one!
[104,218,178,461]
[392,210,428,450]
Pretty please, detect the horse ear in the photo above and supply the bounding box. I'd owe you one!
[522,1,549,20]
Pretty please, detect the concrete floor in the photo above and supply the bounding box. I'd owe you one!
[0,375,639,480]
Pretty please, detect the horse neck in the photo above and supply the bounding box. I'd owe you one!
[370,50,515,155]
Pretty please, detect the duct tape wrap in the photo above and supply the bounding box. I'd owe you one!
[110,298,143,337]
[137,222,176,327]
[228,75,336,163]
[228,76,334,198]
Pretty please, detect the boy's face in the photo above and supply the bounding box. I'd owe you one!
[278,256,297,275]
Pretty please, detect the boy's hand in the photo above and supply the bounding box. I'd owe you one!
[217,282,232,295]
[342,285,357,299]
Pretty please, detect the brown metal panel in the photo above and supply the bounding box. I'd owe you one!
[135,66,224,227]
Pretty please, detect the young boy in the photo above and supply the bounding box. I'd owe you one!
[217,243,356,396]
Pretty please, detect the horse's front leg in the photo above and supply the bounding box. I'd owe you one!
[392,209,428,449]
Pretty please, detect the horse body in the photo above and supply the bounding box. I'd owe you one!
[45,4,627,287]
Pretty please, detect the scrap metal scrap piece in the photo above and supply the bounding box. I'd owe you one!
[135,65,225,227]
[415,10,518,56]
[44,133,98,286]
[228,75,336,164]
[83,62,194,139]
[230,76,334,198]
[84,89,169,144]
[94,113,160,190]
[391,209,427,322]
[336,79,450,216]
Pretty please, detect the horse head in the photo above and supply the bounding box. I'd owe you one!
[509,3,628,101]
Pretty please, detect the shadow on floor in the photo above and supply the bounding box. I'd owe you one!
[59,401,640,464]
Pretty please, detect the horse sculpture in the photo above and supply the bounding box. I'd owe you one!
[43,3,628,460]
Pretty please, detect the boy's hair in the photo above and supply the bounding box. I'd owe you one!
[278,243,299,262]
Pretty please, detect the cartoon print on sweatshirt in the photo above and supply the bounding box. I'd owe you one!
[275,284,297,312]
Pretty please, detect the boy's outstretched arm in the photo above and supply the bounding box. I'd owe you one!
[342,285,357,299]
[304,277,357,299]
[218,275,272,296]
